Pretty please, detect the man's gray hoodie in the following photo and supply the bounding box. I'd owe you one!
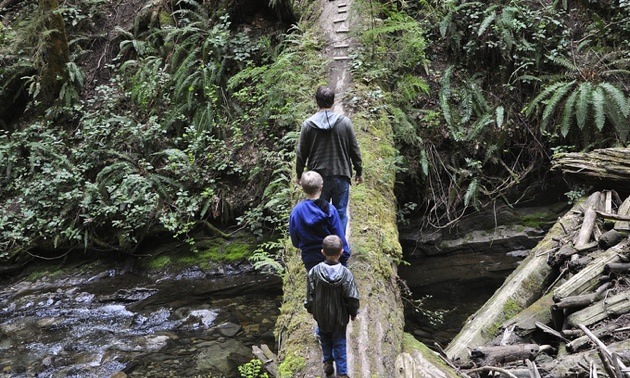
[296,109,362,181]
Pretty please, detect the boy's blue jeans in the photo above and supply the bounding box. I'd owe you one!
[319,326,348,375]
[321,176,350,231]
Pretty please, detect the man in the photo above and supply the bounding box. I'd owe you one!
[296,86,363,231]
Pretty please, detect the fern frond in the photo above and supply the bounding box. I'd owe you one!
[420,148,429,178]
[524,81,573,116]
[439,12,453,37]
[559,90,577,137]
[439,66,455,126]
[468,113,493,140]
[464,178,479,207]
[548,56,577,72]
[575,82,592,130]
[599,82,629,118]
[603,98,630,142]
[540,81,575,129]
[477,9,497,36]
[495,106,505,129]
[592,86,605,131]
[96,162,134,192]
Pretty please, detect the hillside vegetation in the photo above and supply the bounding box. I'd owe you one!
[1,0,629,267]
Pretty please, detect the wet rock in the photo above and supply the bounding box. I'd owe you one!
[195,339,251,377]
[217,322,242,337]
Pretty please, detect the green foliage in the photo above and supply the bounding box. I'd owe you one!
[250,240,285,275]
[439,0,571,82]
[564,185,587,205]
[238,359,269,378]
[351,0,630,227]
[523,48,630,145]
[0,0,305,260]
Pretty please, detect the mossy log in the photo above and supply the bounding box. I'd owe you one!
[444,198,587,363]
[273,1,458,377]
[502,293,555,335]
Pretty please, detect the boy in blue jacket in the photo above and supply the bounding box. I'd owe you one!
[305,235,359,378]
[289,171,350,271]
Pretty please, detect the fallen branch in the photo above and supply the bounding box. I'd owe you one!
[252,344,279,377]
[465,366,519,378]
[578,324,629,377]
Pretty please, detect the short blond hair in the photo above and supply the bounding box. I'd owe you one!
[301,171,323,195]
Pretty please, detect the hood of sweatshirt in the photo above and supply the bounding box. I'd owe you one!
[305,110,342,130]
[313,262,345,287]
[293,198,329,227]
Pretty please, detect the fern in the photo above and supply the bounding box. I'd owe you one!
[477,7,497,36]
[575,82,592,130]
[592,86,606,131]
[599,82,629,118]
[559,90,577,137]
[540,81,575,130]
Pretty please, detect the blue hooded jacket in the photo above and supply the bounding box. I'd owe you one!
[289,198,350,266]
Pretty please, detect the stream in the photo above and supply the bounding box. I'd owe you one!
[0,254,521,378]
[1,213,545,378]
[0,263,282,378]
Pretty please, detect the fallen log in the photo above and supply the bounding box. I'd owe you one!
[574,207,599,248]
[469,344,540,366]
[615,196,630,231]
[553,282,611,310]
[548,244,577,268]
[566,323,619,352]
[566,291,630,327]
[543,339,630,377]
[252,344,279,377]
[445,198,586,363]
[568,255,593,273]
[599,229,629,249]
[578,324,630,376]
[464,366,519,378]
[552,238,628,301]
[502,293,555,336]
[604,262,630,275]
[552,148,630,192]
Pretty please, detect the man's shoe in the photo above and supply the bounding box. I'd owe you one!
[323,361,334,376]
[336,375,349,378]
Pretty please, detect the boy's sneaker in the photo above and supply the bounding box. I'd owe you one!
[323,361,334,376]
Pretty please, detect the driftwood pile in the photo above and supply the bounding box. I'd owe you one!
[453,190,630,378]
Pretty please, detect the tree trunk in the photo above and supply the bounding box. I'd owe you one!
[38,0,69,107]
[273,1,459,376]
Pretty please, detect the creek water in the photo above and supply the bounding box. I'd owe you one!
[0,247,523,377]
[399,250,525,348]
[0,266,282,378]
